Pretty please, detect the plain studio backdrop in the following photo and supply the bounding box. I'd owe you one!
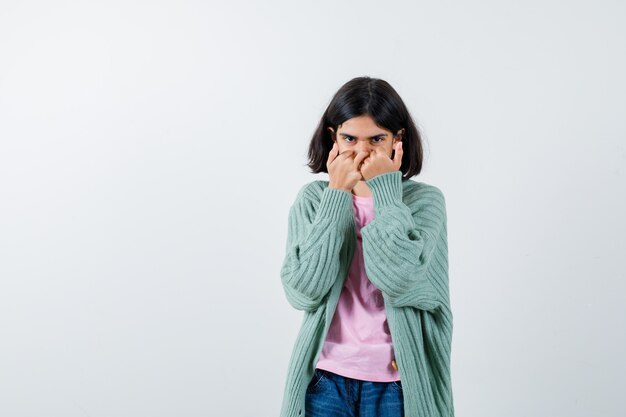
[1,1,625,416]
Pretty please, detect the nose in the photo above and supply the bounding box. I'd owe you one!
[355,141,373,154]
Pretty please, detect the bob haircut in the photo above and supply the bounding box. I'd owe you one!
[307,76,424,180]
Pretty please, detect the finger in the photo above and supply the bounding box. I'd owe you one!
[340,149,356,160]
[394,141,403,168]
[353,150,370,168]
[327,142,339,165]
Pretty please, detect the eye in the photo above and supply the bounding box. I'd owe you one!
[343,136,385,143]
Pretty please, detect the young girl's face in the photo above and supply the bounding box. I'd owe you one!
[328,115,404,179]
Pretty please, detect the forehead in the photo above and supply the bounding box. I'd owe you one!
[338,116,390,136]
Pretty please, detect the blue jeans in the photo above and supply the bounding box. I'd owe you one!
[305,368,404,417]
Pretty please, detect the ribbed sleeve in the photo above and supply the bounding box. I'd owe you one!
[361,170,448,311]
[280,184,354,311]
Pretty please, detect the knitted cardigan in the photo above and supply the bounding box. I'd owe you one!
[279,170,454,417]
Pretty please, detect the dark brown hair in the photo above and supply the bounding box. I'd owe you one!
[307,76,424,180]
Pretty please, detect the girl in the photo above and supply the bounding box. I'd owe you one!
[279,77,453,417]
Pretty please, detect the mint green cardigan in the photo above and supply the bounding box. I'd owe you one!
[279,170,454,417]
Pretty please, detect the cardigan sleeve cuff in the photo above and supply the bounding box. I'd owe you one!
[315,186,353,221]
[366,170,404,214]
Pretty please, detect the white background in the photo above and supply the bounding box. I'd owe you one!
[1,1,625,416]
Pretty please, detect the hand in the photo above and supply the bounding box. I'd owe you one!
[327,142,370,192]
[359,141,403,181]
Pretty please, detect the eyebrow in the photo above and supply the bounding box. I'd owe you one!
[339,133,387,138]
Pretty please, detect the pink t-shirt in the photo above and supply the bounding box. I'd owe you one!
[315,193,400,382]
